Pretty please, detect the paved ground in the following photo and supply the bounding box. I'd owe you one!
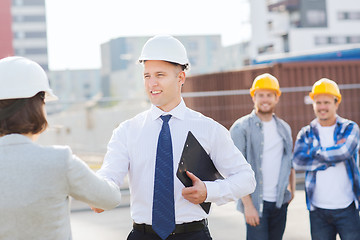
[70,190,317,240]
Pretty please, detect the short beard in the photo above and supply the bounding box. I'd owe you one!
[257,108,274,115]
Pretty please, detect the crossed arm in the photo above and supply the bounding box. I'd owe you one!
[293,123,359,172]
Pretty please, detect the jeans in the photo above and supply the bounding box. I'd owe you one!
[309,202,360,240]
[246,201,288,240]
[127,226,212,240]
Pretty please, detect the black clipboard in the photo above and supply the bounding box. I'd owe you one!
[176,131,224,214]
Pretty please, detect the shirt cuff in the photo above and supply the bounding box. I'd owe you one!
[204,181,220,203]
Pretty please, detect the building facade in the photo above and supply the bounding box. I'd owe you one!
[47,69,101,112]
[0,0,49,70]
[248,0,360,60]
[0,0,14,58]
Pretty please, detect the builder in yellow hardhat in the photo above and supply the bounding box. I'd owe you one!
[293,78,360,239]
[230,73,295,240]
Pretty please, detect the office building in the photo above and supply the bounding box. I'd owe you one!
[248,0,360,60]
[0,0,49,70]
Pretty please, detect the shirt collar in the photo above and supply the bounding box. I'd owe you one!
[311,115,342,128]
[0,133,33,145]
[250,109,276,125]
[150,98,186,121]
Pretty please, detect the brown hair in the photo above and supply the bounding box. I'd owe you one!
[167,61,187,71]
[0,92,48,136]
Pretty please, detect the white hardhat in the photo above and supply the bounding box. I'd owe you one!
[0,56,58,101]
[138,35,190,70]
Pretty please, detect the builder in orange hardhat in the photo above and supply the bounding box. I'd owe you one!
[230,73,295,240]
[293,78,360,239]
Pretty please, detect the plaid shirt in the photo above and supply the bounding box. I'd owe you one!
[293,116,360,210]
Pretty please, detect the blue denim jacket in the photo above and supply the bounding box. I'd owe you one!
[230,110,293,216]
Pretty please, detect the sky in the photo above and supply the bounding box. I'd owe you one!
[45,0,251,70]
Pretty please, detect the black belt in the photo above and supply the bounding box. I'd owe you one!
[133,219,207,235]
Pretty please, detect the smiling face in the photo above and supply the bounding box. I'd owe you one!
[143,60,185,112]
[252,89,279,115]
[313,94,339,126]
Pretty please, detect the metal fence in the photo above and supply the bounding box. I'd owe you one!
[182,60,360,141]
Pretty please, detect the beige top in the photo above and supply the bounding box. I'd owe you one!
[0,134,121,240]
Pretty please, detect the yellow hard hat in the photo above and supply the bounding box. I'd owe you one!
[250,73,281,97]
[309,78,341,103]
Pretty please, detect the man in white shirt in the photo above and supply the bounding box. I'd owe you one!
[230,73,296,240]
[293,78,360,240]
[94,35,256,240]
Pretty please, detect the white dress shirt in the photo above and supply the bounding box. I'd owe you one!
[97,99,255,224]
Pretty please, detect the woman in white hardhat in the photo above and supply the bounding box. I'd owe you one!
[0,56,121,239]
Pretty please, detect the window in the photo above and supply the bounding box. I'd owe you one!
[23,0,45,6]
[349,12,360,20]
[315,35,360,45]
[14,49,25,55]
[331,36,347,44]
[258,44,274,54]
[25,48,47,54]
[315,36,329,45]
[13,0,45,5]
[25,31,47,38]
[13,31,25,39]
[348,36,360,43]
[338,11,360,20]
[290,12,301,28]
[24,15,46,22]
[14,31,46,39]
[13,0,23,6]
[306,10,326,27]
[300,0,327,28]
[338,12,348,20]
[13,15,46,22]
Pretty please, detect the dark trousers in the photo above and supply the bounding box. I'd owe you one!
[127,226,212,240]
[246,201,288,240]
[309,202,360,240]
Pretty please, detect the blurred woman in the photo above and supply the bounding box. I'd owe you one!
[0,56,121,239]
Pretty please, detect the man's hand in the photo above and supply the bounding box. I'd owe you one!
[244,204,260,227]
[181,171,207,204]
[90,206,104,213]
[288,168,296,204]
[241,195,260,227]
[337,138,346,145]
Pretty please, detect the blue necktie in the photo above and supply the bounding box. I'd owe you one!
[152,115,175,240]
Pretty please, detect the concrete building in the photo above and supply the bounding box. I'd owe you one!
[221,42,250,71]
[0,0,49,70]
[100,36,148,101]
[48,69,101,106]
[100,35,223,100]
[0,0,14,58]
[248,0,360,60]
